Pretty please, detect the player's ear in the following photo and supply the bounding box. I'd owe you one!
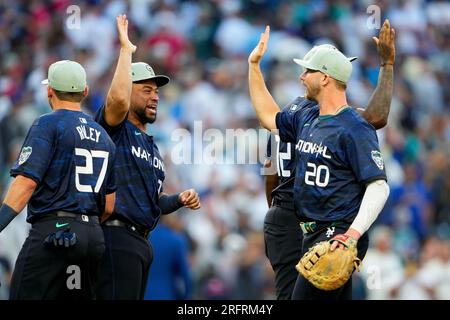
[321,74,330,86]
[47,86,53,98]
[83,85,89,98]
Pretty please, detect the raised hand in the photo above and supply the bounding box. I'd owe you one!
[248,25,270,65]
[178,189,201,210]
[372,19,395,66]
[116,14,136,53]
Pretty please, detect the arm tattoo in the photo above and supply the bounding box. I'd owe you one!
[362,66,393,129]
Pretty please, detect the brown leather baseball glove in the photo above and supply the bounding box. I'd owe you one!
[295,234,361,291]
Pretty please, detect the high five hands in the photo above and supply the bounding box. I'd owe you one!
[248,25,270,65]
[373,19,395,66]
[116,14,136,53]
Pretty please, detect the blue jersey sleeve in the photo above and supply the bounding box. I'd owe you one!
[275,111,298,143]
[10,119,55,184]
[275,97,317,143]
[94,105,127,135]
[344,122,387,184]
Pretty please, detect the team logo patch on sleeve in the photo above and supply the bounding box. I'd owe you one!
[371,150,384,170]
[18,146,32,165]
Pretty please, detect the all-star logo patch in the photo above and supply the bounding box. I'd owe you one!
[371,150,384,170]
[18,146,32,165]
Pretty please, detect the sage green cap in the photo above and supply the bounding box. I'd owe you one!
[131,62,170,87]
[293,45,357,83]
[41,60,87,92]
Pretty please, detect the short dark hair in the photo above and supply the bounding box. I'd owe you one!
[53,89,85,102]
[334,79,347,91]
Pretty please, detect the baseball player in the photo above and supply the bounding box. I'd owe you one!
[0,60,117,299]
[94,15,200,300]
[250,22,394,299]
[263,20,395,300]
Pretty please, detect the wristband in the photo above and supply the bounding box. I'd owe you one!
[0,203,18,233]
[159,194,183,215]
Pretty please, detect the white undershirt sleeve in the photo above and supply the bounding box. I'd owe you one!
[350,179,390,235]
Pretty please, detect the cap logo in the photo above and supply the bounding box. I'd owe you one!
[322,65,328,70]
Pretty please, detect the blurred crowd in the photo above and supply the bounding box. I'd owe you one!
[1,0,450,300]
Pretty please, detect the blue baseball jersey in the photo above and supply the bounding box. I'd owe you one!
[10,110,117,222]
[95,107,165,230]
[266,97,318,202]
[276,107,387,222]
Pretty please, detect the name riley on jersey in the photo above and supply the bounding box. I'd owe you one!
[295,139,332,159]
[76,125,101,143]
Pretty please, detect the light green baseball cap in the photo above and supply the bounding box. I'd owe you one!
[293,45,357,83]
[131,62,170,87]
[41,60,87,92]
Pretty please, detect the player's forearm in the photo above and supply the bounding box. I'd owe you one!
[3,175,37,213]
[263,159,279,207]
[105,47,134,125]
[159,192,183,214]
[101,192,115,222]
[362,65,393,129]
[265,174,278,208]
[349,180,390,237]
[248,63,280,130]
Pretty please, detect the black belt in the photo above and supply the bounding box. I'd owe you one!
[272,198,295,211]
[104,219,150,239]
[31,211,99,224]
[299,220,347,234]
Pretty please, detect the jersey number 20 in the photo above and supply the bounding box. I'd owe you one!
[305,162,329,187]
[75,148,109,193]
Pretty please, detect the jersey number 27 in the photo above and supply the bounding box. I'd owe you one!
[75,148,109,193]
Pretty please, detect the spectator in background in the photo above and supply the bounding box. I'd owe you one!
[413,237,450,300]
[360,226,405,300]
[390,236,450,300]
[232,231,268,299]
[144,215,193,300]
[145,10,187,74]
[1,0,450,300]
[389,163,433,241]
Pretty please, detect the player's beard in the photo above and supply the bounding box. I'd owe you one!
[304,82,320,102]
[134,105,157,124]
